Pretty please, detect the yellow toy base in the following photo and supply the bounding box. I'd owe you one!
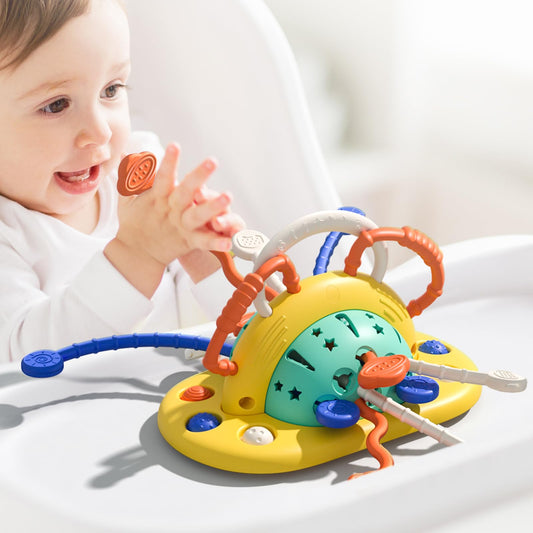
[158,333,481,474]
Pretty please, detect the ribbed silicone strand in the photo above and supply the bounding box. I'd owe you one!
[313,206,365,275]
[57,333,233,361]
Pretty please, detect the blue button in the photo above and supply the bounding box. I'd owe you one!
[396,375,439,403]
[315,399,360,428]
[419,340,449,354]
[186,413,220,432]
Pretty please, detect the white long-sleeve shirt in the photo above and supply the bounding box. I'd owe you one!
[0,132,227,363]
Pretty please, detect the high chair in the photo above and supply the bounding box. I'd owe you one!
[126,0,343,277]
[0,1,532,532]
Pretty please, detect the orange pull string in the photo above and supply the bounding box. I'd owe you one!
[349,398,394,479]
[211,250,278,301]
[344,227,444,317]
[211,251,243,289]
[344,229,375,276]
[203,254,301,376]
[203,273,263,376]
[255,254,301,296]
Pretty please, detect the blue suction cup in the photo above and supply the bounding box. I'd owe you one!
[21,350,64,378]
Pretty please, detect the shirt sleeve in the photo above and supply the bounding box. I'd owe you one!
[0,243,154,363]
[174,266,233,328]
[174,255,259,328]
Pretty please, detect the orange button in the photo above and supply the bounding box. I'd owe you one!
[180,385,214,402]
[117,152,157,196]
[358,354,410,389]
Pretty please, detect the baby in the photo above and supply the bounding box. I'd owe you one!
[0,0,244,363]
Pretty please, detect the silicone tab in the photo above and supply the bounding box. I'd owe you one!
[232,229,269,261]
[117,152,157,196]
[21,350,64,378]
[486,369,527,393]
[358,354,411,389]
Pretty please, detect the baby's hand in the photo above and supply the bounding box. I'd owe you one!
[165,150,244,252]
[192,180,242,237]
[105,144,243,297]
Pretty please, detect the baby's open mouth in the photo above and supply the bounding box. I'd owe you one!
[56,166,97,183]
[54,165,101,194]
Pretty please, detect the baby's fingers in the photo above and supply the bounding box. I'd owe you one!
[188,230,233,252]
[210,212,245,236]
[171,158,218,211]
[180,192,232,232]
[151,143,180,196]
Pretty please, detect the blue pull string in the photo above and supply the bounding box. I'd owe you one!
[313,206,366,275]
[22,333,233,378]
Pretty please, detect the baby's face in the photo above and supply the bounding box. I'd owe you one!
[0,0,131,222]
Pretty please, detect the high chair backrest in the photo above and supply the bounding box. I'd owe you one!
[125,0,345,276]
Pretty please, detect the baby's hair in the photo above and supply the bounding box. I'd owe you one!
[0,0,124,71]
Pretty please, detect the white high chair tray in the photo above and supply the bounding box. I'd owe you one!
[0,236,532,533]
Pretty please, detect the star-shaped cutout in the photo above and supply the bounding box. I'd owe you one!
[373,324,384,334]
[289,387,302,400]
[365,313,374,319]
[324,338,337,351]
[274,381,283,391]
[312,328,322,337]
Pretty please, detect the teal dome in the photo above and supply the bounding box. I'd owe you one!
[265,309,412,426]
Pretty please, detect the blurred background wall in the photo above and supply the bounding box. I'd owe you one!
[265,0,533,264]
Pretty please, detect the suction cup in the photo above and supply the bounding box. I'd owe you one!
[21,350,64,378]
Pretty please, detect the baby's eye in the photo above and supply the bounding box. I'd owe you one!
[41,98,70,114]
[102,83,127,99]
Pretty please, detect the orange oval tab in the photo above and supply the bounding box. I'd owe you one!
[117,152,157,196]
[358,354,410,389]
